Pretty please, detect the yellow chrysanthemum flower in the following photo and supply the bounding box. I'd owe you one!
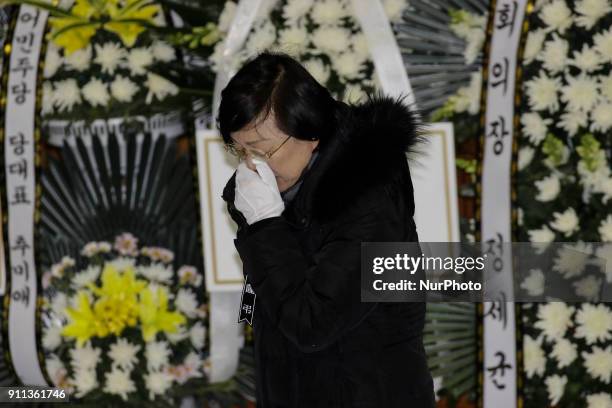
[61,291,98,347]
[138,286,186,342]
[47,0,159,55]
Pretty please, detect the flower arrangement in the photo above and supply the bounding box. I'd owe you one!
[208,0,409,104]
[41,232,209,406]
[517,0,612,406]
[517,0,611,244]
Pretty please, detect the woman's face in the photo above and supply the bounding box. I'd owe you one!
[230,110,319,192]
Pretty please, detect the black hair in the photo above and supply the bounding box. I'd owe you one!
[217,51,341,147]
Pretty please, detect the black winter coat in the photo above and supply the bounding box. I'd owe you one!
[222,95,435,408]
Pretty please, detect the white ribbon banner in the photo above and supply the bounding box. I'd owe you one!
[4,5,49,385]
[351,0,415,106]
[481,0,527,406]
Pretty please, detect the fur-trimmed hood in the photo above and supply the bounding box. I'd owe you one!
[223,93,427,226]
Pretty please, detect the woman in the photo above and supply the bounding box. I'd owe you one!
[219,51,435,408]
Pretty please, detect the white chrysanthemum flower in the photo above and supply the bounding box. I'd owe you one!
[218,1,237,33]
[352,32,371,60]
[42,325,62,350]
[144,370,173,400]
[140,247,175,263]
[593,27,612,63]
[103,367,136,401]
[178,265,202,287]
[553,242,592,278]
[82,78,110,107]
[50,292,67,317]
[114,232,138,256]
[550,207,579,237]
[383,0,409,22]
[126,47,153,76]
[539,0,573,34]
[311,0,349,25]
[518,146,535,170]
[69,342,101,372]
[591,102,612,133]
[595,243,612,284]
[537,33,569,74]
[152,40,176,63]
[45,354,68,387]
[246,21,276,55]
[278,26,309,54]
[599,214,612,242]
[575,0,612,29]
[598,178,612,206]
[545,374,567,405]
[190,321,207,349]
[535,174,561,201]
[570,44,603,73]
[558,109,588,137]
[145,341,171,371]
[521,112,552,145]
[43,42,62,78]
[528,225,556,244]
[535,302,575,340]
[520,268,545,296]
[304,58,331,84]
[525,72,561,113]
[51,79,82,112]
[109,338,141,371]
[575,303,612,345]
[81,242,97,257]
[312,26,351,55]
[110,75,139,103]
[139,262,173,284]
[42,82,54,115]
[282,0,314,22]
[107,256,136,272]
[523,28,547,65]
[71,367,97,398]
[65,45,91,72]
[332,52,367,81]
[524,335,546,378]
[561,74,600,112]
[573,275,602,301]
[71,265,101,289]
[586,392,612,408]
[176,288,199,318]
[551,338,577,368]
[94,42,126,75]
[582,345,612,383]
[145,73,179,104]
[534,0,551,11]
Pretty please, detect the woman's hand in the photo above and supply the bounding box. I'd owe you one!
[235,157,285,225]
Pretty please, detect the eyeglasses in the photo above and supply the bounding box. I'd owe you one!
[224,135,291,161]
